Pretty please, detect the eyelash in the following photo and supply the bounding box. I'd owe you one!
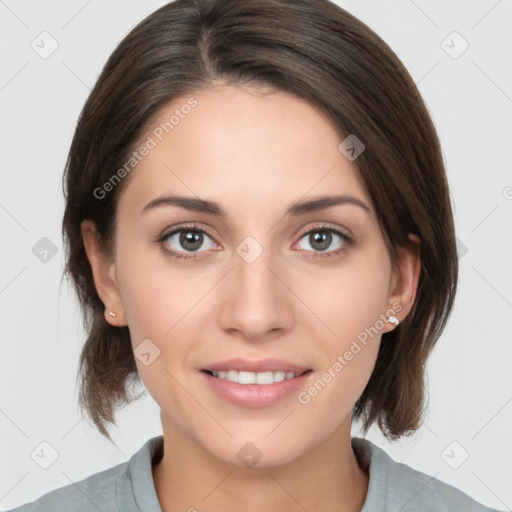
[156,222,353,261]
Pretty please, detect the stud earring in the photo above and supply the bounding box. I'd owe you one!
[387,315,399,326]
[108,311,116,318]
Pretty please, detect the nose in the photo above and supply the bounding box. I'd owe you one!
[218,242,294,342]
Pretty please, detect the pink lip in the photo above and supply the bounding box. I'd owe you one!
[202,358,311,374]
[200,370,313,407]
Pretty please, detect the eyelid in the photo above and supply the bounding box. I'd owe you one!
[159,222,217,240]
[294,221,352,240]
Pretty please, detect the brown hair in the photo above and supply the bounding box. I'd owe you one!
[61,0,458,442]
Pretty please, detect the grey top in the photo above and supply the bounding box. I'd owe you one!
[6,435,502,511]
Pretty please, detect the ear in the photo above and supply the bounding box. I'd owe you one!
[382,233,421,333]
[81,219,127,327]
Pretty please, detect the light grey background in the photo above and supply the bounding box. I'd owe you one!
[1,0,511,510]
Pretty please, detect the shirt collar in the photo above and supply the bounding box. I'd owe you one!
[117,435,164,511]
[117,435,383,511]
[352,436,389,510]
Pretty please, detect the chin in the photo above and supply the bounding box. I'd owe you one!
[199,432,313,470]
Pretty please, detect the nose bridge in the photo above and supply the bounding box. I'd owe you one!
[219,233,292,339]
[237,236,278,295]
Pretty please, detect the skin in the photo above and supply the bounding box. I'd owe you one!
[82,83,420,512]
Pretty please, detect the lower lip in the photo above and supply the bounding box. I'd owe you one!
[200,370,312,407]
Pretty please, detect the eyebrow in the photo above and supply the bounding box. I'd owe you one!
[140,194,372,218]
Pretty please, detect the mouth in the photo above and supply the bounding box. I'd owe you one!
[200,364,314,407]
[201,368,312,385]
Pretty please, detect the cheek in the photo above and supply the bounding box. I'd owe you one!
[299,252,392,344]
[293,254,390,412]
[114,239,192,341]
[116,249,200,422]
[114,241,207,384]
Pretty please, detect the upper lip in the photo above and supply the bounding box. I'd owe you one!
[202,358,311,374]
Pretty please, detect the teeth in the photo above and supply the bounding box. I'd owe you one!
[210,370,301,384]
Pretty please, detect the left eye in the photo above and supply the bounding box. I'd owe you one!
[296,228,349,254]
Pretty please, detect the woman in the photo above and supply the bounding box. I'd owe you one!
[8,0,502,510]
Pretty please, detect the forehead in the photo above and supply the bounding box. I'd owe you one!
[117,85,371,218]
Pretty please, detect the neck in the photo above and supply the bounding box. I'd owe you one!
[152,414,369,512]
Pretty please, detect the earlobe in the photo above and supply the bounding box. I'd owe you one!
[80,220,127,327]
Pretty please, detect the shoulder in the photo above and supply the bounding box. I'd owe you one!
[352,437,503,512]
[4,435,164,512]
[5,459,128,512]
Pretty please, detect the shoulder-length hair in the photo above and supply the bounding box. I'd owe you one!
[62,0,458,442]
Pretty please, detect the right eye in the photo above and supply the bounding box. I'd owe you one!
[157,223,219,261]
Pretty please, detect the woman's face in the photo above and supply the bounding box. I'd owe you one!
[84,84,418,467]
